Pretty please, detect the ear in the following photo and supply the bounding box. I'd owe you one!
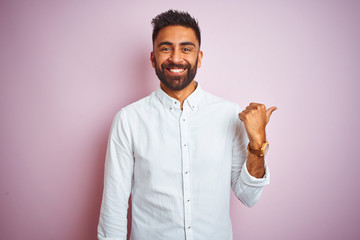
[197,50,203,68]
[150,51,155,68]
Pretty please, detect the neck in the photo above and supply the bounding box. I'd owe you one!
[160,80,197,110]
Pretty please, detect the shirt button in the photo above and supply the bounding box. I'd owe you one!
[182,118,186,122]
[187,199,190,202]
[169,107,172,110]
[184,143,187,147]
[188,226,191,230]
[185,171,188,174]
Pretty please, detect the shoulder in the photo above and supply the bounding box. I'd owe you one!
[199,89,245,137]
[111,92,157,125]
[200,90,241,113]
[119,92,157,114]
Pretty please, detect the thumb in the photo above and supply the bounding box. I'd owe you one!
[266,106,277,123]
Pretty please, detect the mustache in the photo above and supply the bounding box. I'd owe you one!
[161,62,190,69]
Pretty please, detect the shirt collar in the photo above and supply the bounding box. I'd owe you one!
[155,82,203,111]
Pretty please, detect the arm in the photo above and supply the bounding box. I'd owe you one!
[246,152,265,179]
[231,103,276,207]
[98,110,133,240]
[238,103,276,178]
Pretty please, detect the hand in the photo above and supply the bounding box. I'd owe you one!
[238,103,277,149]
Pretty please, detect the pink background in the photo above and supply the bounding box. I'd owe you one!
[1,1,360,239]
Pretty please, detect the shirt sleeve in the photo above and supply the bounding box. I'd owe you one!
[230,104,270,207]
[98,110,133,240]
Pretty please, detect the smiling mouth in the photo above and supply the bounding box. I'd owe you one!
[167,68,186,73]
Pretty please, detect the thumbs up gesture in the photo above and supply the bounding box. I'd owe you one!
[238,103,277,149]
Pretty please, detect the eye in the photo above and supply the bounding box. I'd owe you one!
[183,47,191,52]
[161,47,171,52]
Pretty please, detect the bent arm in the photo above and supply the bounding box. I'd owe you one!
[98,111,134,240]
[231,107,270,207]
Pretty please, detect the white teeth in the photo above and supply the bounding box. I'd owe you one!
[169,68,185,73]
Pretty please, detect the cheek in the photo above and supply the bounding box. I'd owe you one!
[155,56,167,67]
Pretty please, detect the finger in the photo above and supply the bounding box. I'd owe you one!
[246,105,256,110]
[239,109,251,121]
[249,102,261,106]
[266,106,277,122]
[238,113,244,122]
[249,102,265,111]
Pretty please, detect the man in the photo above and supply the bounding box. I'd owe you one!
[98,10,276,240]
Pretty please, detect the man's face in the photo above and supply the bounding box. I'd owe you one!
[151,25,203,91]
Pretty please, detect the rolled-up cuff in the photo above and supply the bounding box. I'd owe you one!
[240,160,270,187]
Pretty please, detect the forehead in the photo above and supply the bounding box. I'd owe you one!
[155,25,199,47]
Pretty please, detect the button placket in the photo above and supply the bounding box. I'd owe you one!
[180,110,192,240]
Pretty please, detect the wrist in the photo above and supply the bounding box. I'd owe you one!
[248,141,269,157]
[249,138,266,149]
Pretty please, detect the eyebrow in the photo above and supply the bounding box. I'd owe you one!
[180,42,196,47]
[157,41,172,47]
[157,41,196,48]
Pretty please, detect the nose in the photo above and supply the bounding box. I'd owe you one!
[168,48,182,63]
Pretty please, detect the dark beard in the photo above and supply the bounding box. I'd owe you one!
[154,57,198,91]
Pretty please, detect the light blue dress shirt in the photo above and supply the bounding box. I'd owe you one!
[98,83,270,240]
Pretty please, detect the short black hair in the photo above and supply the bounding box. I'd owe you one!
[151,10,201,47]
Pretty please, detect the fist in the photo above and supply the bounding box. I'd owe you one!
[238,103,277,149]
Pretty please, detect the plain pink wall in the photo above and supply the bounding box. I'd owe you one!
[1,1,360,239]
